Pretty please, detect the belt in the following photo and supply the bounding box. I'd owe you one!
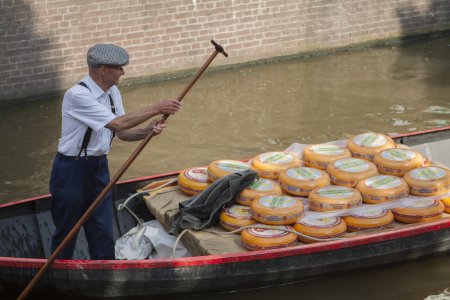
[57,152,107,160]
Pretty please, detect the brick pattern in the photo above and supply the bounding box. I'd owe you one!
[1,0,450,103]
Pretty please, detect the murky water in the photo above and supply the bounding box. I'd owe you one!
[1,35,450,299]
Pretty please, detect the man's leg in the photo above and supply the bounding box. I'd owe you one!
[84,156,115,260]
[49,154,87,259]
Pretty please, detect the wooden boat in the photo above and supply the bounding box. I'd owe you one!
[1,126,450,298]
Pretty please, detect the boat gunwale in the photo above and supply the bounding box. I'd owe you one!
[0,214,449,270]
[1,126,449,270]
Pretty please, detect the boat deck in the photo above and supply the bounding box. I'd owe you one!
[144,187,450,256]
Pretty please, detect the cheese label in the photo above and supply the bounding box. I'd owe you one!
[350,209,387,218]
[299,217,341,227]
[259,152,294,164]
[365,175,402,189]
[184,167,209,183]
[216,160,249,172]
[407,198,438,208]
[287,167,322,180]
[310,144,345,156]
[248,225,291,237]
[259,195,297,208]
[248,178,275,191]
[410,167,446,181]
[315,186,354,198]
[335,158,369,173]
[224,205,253,220]
[381,148,416,161]
[353,133,387,147]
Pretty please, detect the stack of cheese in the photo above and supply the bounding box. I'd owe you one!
[178,159,252,196]
[241,194,303,250]
[178,132,449,250]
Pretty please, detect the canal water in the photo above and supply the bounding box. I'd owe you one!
[1,35,449,299]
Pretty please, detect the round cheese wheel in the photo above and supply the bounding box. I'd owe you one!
[236,178,282,206]
[251,152,301,179]
[441,198,450,214]
[250,195,304,225]
[178,166,211,196]
[279,167,330,196]
[207,160,250,182]
[347,132,396,161]
[374,148,426,177]
[293,216,347,243]
[308,185,362,212]
[356,175,409,204]
[302,144,352,170]
[343,209,394,232]
[327,157,378,187]
[241,225,297,251]
[393,199,444,223]
[219,205,257,232]
[403,167,450,196]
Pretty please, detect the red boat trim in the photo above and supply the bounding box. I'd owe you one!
[0,217,449,270]
[0,171,183,209]
[391,126,450,139]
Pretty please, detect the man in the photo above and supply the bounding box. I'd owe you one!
[49,44,181,260]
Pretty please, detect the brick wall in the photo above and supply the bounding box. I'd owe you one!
[1,0,450,104]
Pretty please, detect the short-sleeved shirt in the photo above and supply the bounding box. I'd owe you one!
[57,75,125,156]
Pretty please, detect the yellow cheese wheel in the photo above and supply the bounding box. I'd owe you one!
[403,167,450,196]
[356,175,409,204]
[178,166,211,196]
[374,148,426,177]
[235,178,282,206]
[302,144,352,170]
[347,132,396,161]
[441,198,450,214]
[343,209,394,232]
[279,167,330,196]
[251,152,302,179]
[241,225,297,251]
[293,216,347,243]
[219,205,257,232]
[250,195,304,225]
[207,160,250,182]
[308,185,362,211]
[327,157,378,187]
[393,199,444,223]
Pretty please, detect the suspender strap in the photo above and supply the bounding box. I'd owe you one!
[108,94,116,143]
[76,81,116,158]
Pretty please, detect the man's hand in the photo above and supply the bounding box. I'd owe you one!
[149,119,167,136]
[155,99,181,115]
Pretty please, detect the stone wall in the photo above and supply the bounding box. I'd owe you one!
[1,0,450,104]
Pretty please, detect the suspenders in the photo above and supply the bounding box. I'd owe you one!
[76,81,116,158]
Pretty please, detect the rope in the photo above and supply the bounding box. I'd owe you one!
[204,224,345,242]
[172,224,345,258]
[118,178,178,227]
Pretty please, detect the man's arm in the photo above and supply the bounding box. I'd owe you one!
[105,99,180,133]
[116,119,167,141]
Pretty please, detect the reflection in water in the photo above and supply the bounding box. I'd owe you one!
[0,35,449,300]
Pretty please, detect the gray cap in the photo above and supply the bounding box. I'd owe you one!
[87,44,129,68]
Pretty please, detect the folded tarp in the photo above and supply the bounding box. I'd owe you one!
[170,169,258,235]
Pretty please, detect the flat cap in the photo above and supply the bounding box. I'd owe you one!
[87,44,129,68]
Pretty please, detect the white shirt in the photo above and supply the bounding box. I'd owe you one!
[57,75,125,156]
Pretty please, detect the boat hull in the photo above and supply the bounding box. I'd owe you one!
[1,126,450,298]
[1,219,450,297]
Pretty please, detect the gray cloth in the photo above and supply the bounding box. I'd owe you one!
[87,44,129,67]
[170,169,258,235]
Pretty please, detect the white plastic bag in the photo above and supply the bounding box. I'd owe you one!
[115,220,191,260]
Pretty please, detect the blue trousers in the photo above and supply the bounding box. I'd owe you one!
[49,153,115,260]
